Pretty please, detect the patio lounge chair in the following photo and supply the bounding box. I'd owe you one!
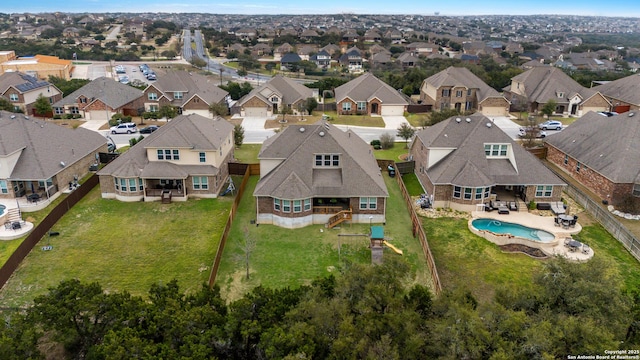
[554,217,561,227]
[497,206,510,215]
[550,202,566,215]
[582,244,590,255]
[564,238,572,247]
[509,202,518,211]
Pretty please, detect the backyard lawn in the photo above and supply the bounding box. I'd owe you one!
[215,174,432,302]
[423,212,640,304]
[0,187,233,308]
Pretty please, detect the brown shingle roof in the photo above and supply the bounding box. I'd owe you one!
[594,73,640,106]
[422,66,502,103]
[413,113,565,187]
[254,123,388,199]
[0,111,106,180]
[150,70,228,106]
[334,72,408,105]
[53,77,142,109]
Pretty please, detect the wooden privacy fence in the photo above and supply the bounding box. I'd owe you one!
[379,160,442,295]
[208,164,258,287]
[0,175,99,290]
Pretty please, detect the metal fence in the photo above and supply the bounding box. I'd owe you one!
[564,185,640,261]
[0,175,99,289]
[546,165,640,262]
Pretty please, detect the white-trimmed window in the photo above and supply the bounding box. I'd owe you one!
[484,144,508,158]
[475,187,483,200]
[633,183,640,197]
[70,107,79,114]
[148,92,158,100]
[274,198,281,211]
[120,178,127,191]
[536,185,553,197]
[456,90,462,97]
[442,89,450,97]
[0,180,7,194]
[157,149,180,160]
[304,198,311,211]
[138,178,143,191]
[576,162,581,172]
[199,152,206,163]
[293,200,302,212]
[174,91,183,99]
[464,187,472,200]
[484,187,491,198]
[149,105,158,112]
[453,186,461,198]
[315,154,340,167]
[54,107,64,114]
[193,176,208,190]
[359,197,377,210]
[357,101,366,111]
[128,178,136,192]
[342,102,352,111]
[282,200,291,212]
[9,94,18,102]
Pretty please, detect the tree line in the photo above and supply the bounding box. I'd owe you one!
[0,256,638,359]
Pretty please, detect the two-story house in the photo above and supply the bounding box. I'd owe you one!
[410,113,565,212]
[97,114,235,202]
[254,122,388,228]
[0,72,62,115]
[419,66,510,116]
[310,50,331,69]
[142,71,229,118]
[339,47,363,73]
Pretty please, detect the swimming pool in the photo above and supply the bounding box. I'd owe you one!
[471,218,555,243]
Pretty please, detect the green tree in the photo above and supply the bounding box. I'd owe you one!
[48,76,90,96]
[0,97,16,112]
[190,57,207,69]
[209,102,228,116]
[158,105,177,119]
[220,81,253,100]
[33,94,52,118]
[541,100,557,117]
[304,97,318,115]
[379,132,395,149]
[234,124,245,147]
[161,50,177,59]
[396,122,415,148]
[429,108,461,125]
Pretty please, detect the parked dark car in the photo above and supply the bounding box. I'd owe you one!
[140,125,159,134]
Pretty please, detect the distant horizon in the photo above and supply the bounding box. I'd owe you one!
[6,0,640,18]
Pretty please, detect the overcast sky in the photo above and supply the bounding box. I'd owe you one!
[7,0,640,17]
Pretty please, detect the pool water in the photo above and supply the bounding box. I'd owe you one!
[472,218,555,243]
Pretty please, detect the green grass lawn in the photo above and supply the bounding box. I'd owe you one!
[0,187,233,308]
[234,144,261,163]
[322,112,386,127]
[402,173,424,196]
[216,175,432,301]
[373,144,409,161]
[404,113,429,128]
[423,215,640,303]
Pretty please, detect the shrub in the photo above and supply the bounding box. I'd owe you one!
[379,133,395,149]
[528,201,536,210]
[53,115,62,119]
[370,139,381,147]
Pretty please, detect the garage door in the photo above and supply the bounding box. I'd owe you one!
[86,110,112,120]
[244,107,267,117]
[481,107,507,116]
[380,106,405,116]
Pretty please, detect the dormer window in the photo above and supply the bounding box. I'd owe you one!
[315,154,340,167]
[484,143,508,158]
[557,92,564,98]
[271,96,279,103]
[174,92,183,99]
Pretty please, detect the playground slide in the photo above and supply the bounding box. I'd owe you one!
[383,241,403,255]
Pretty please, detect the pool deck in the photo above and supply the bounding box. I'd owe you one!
[471,210,593,261]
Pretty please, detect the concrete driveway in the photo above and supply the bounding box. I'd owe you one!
[487,116,522,139]
[382,115,410,130]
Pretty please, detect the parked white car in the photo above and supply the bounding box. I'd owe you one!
[110,122,138,134]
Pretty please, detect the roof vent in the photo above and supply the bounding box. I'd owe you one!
[629,112,635,117]
[319,131,325,137]
[10,115,16,119]
[465,118,471,123]
[486,123,492,128]
[299,127,305,132]
[324,122,330,130]
[456,117,461,123]
[60,161,66,167]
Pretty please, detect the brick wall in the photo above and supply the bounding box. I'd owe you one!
[183,95,210,111]
[337,98,357,115]
[57,145,107,191]
[546,144,629,204]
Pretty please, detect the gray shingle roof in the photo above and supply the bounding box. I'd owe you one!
[0,111,106,180]
[97,114,233,178]
[149,70,228,106]
[422,66,503,103]
[413,113,565,187]
[545,111,640,183]
[237,75,314,107]
[53,77,142,109]
[0,72,52,94]
[334,72,408,105]
[506,67,593,104]
[594,73,640,106]
[254,123,388,199]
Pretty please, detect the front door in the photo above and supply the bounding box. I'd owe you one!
[371,103,379,114]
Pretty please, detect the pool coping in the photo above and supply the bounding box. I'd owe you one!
[469,211,594,261]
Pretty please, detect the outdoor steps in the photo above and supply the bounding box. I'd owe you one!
[517,199,527,212]
[5,208,22,223]
[161,191,172,204]
[327,209,352,229]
